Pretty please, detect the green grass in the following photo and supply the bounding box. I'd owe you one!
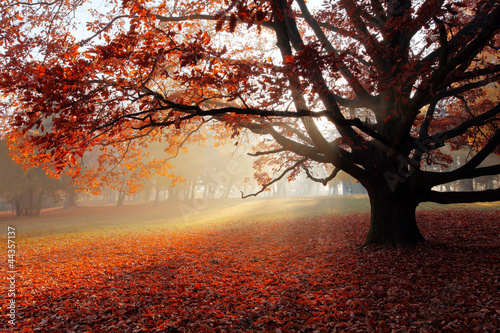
[1,194,498,241]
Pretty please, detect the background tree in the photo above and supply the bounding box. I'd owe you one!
[0,141,61,216]
[1,0,499,247]
[326,171,366,196]
[59,174,79,209]
[74,134,178,205]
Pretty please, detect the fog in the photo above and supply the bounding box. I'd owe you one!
[0,135,369,218]
[2,136,498,218]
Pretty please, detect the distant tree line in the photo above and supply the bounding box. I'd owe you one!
[0,141,76,216]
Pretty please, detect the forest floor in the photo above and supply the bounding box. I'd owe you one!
[1,195,499,332]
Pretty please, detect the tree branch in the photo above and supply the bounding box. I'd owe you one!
[430,4,500,91]
[423,188,500,204]
[248,147,285,157]
[423,164,500,188]
[450,64,500,85]
[303,166,340,186]
[458,130,500,171]
[249,122,329,163]
[154,13,274,29]
[433,103,500,143]
[139,71,390,146]
[418,101,437,140]
[431,76,500,104]
[269,121,313,145]
[418,3,500,79]
[295,0,377,108]
[4,0,60,6]
[77,15,130,46]
[241,158,307,198]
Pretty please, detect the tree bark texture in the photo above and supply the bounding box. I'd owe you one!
[363,191,425,249]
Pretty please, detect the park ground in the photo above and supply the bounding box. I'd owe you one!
[1,195,499,332]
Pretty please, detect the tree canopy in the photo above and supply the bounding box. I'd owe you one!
[1,0,499,248]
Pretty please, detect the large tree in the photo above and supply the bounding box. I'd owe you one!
[1,0,499,247]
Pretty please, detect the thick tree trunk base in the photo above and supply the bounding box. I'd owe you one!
[363,192,425,249]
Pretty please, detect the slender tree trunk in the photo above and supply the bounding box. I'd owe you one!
[64,190,77,209]
[167,187,179,202]
[117,191,126,206]
[342,182,351,195]
[14,196,21,216]
[363,191,425,249]
[33,191,43,216]
[221,182,232,198]
[190,180,196,200]
[332,184,338,195]
[155,187,160,206]
[27,187,34,215]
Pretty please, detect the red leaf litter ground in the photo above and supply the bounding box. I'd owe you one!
[1,201,499,332]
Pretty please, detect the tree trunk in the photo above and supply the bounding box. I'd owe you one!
[117,191,126,206]
[167,187,180,202]
[190,180,196,200]
[363,191,425,249]
[221,183,232,198]
[155,187,161,206]
[64,190,77,209]
[33,191,43,216]
[14,197,21,216]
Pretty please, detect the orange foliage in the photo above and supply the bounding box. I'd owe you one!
[1,205,499,331]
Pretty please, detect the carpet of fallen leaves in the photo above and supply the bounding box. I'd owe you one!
[2,206,499,332]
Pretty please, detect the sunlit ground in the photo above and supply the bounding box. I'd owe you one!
[3,195,496,238]
[1,196,499,332]
[0,195,371,238]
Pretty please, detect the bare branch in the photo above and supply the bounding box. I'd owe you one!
[423,164,500,188]
[3,0,60,8]
[423,188,500,204]
[163,121,208,162]
[241,158,307,198]
[125,89,391,146]
[303,166,340,186]
[248,147,285,157]
[108,140,132,173]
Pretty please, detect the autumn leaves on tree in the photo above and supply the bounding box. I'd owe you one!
[0,0,499,248]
